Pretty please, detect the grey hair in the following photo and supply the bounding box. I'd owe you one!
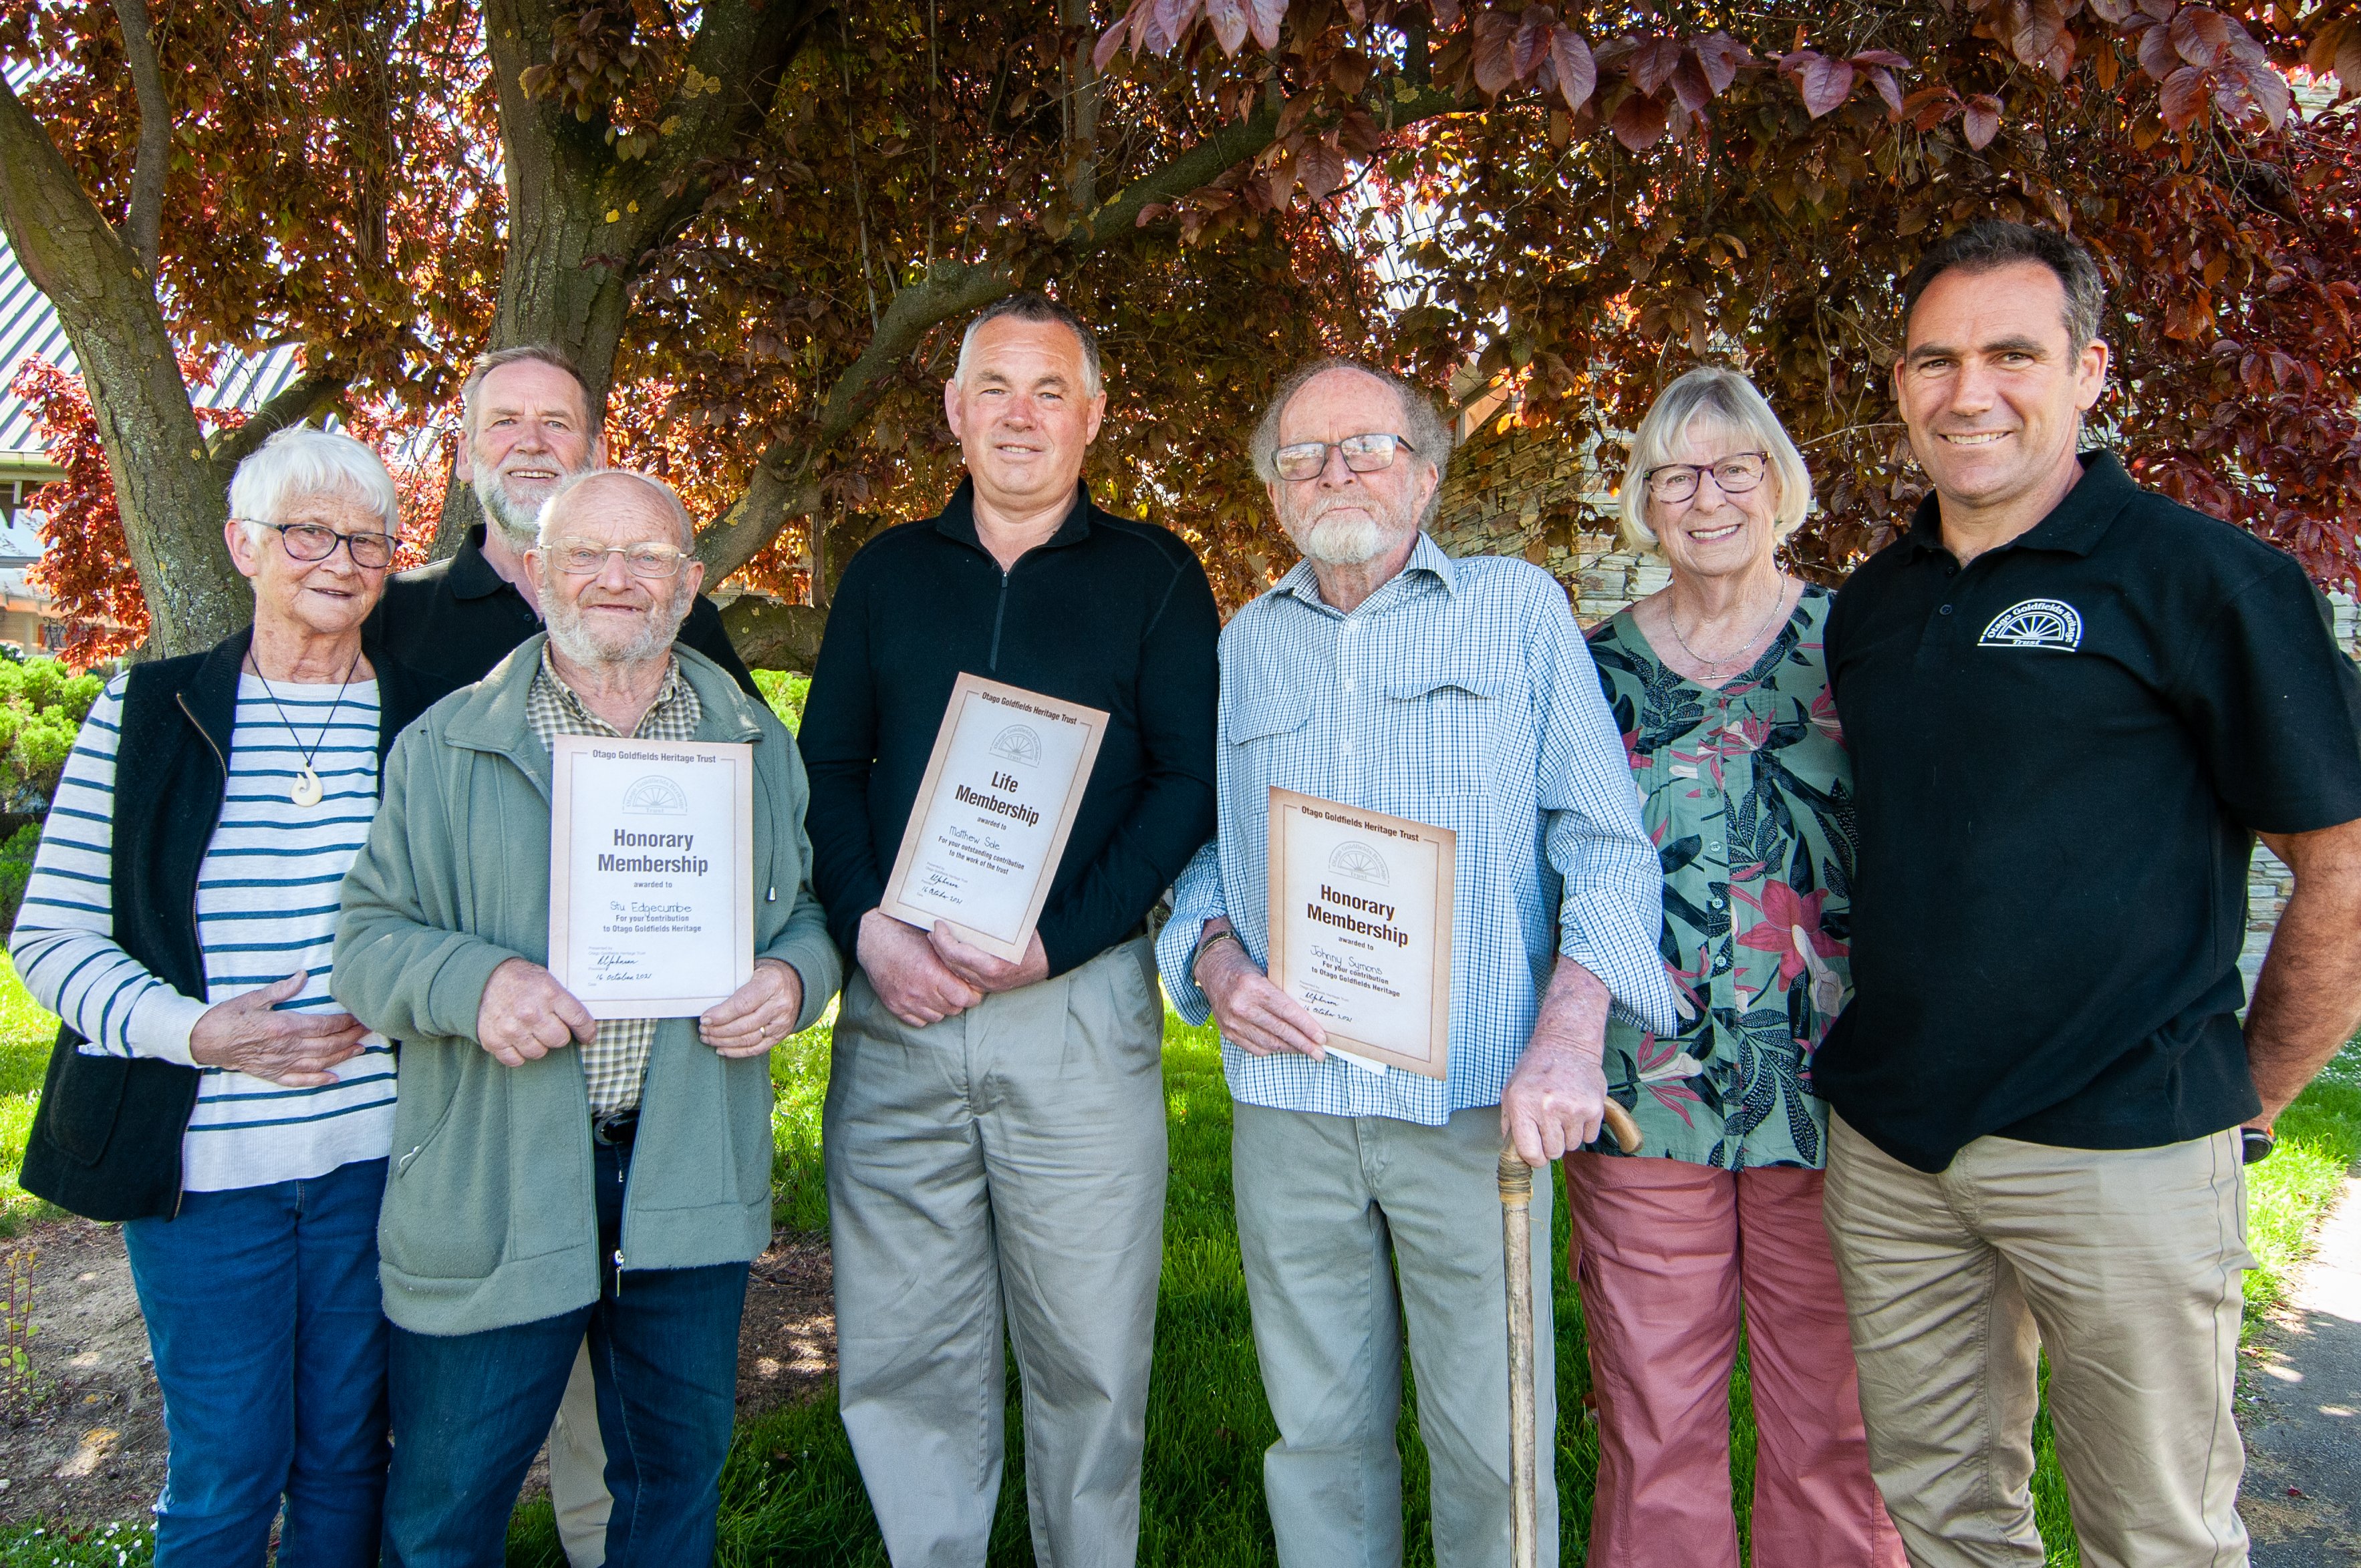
[1618,367,1813,554]
[954,294,1104,400]
[1249,358,1455,526]
[459,343,595,441]
[226,426,402,542]
[1901,220,2107,351]
[535,468,697,551]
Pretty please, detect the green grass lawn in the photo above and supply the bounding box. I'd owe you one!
[0,958,2349,1566]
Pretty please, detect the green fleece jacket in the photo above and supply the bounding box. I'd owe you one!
[332,637,841,1336]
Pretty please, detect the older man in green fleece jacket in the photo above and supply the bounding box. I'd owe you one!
[333,468,841,1568]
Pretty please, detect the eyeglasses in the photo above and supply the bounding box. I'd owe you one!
[247,520,398,569]
[1645,452,1770,502]
[542,539,690,579]
[1271,432,1416,482]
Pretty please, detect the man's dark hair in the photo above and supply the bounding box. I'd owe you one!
[956,293,1103,398]
[1901,220,2107,350]
[459,344,596,439]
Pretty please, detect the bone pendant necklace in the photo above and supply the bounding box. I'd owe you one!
[249,649,364,808]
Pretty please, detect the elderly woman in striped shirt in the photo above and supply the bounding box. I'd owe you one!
[10,426,438,1567]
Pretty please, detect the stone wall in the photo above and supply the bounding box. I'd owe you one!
[1432,421,2359,997]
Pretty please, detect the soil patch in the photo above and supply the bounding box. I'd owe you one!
[0,1220,837,1527]
[0,1218,168,1528]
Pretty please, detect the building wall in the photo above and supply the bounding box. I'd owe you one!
[1429,422,2354,1003]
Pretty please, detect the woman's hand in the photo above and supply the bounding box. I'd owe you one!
[188,972,370,1087]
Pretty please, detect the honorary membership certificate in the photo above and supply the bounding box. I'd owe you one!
[877,673,1109,962]
[548,734,755,1017]
[1266,788,1455,1079]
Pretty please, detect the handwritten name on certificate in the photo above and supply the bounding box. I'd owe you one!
[1265,788,1455,1080]
[878,674,1109,963]
[547,734,754,1019]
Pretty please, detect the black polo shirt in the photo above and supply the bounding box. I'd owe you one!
[798,478,1218,977]
[364,524,758,701]
[1818,452,2361,1172]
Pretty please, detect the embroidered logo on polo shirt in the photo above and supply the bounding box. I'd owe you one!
[1978,599,2084,651]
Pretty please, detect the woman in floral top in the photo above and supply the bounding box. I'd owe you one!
[1568,367,1903,1567]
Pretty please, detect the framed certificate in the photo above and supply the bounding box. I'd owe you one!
[1265,787,1455,1080]
[877,673,1109,963]
[547,734,755,1019]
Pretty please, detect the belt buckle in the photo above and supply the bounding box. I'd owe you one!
[591,1109,639,1147]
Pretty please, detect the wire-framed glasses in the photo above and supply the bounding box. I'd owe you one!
[1645,452,1769,503]
[1271,432,1415,482]
[248,520,398,569]
[545,539,690,579]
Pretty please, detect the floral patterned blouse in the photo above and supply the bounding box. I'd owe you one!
[1585,585,1854,1170]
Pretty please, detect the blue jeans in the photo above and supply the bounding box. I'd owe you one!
[380,1143,748,1568]
[121,1156,391,1568]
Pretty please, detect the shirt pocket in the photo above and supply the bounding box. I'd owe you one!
[1379,669,1501,798]
[1222,683,1313,762]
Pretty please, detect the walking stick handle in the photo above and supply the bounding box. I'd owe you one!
[1601,1100,1644,1154]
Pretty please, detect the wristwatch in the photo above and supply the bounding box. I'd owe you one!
[1190,925,1244,982]
[2241,1127,2275,1165]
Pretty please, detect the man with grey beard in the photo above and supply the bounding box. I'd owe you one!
[336,468,837,1567]
[366,346,756,1567]
[368,345,756,703]
[1155,359,1674,1568]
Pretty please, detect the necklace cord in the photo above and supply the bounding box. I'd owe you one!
[247,647,366,779]
[1667,574,1791,672]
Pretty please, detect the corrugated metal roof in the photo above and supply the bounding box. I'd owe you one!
[0,232,311,462]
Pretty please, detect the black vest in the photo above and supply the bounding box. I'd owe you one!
[19,628,438,1221]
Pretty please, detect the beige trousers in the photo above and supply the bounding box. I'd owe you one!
[1821,1116,2253,1568]
[547,1340,611,1568]
[1231,1102,1558,1568]
[825,937,1167,1568]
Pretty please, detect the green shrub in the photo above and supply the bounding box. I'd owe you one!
[752,670,811,736]
[0,659,101,818]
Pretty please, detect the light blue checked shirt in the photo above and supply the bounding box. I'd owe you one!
[1157,536,1680,1126]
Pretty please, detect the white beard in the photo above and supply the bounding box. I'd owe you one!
[474,468,548,552]
[1299,513,1387,565]
[542,582,687,669]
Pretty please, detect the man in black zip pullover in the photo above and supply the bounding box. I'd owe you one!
[800,294,1217,1566]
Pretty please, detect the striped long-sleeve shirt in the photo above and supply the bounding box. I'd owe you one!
[10,674,396,1191]
[1155,537,1680,1126]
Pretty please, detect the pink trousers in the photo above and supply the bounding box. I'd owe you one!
[1562,1154,1904,1568]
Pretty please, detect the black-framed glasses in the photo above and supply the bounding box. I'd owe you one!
[1272,432,1416,482]
[1645,452,1770,502]
[247,520,398,569]
[543,539,690,579]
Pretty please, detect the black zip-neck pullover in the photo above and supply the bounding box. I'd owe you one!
[799,479,1219,975]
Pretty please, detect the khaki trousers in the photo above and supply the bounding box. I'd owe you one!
[1821,1116,2253,1568]
[825,938,1167,1568]
[548,1341,611,1568]
[1232,1102,1558,1568]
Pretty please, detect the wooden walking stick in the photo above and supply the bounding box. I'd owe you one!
[1501,1102,1641,1568]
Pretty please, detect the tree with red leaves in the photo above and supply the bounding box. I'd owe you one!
[0,1,2354,667]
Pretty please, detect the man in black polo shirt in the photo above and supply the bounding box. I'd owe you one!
[1818,220,2361,1568]
[364,343,756,1568]
[799,293,1218,1563]
[368,344,755,700]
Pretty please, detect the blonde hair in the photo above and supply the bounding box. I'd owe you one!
[1617,367,1812,555]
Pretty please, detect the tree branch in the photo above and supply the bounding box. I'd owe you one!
[694,82,1467,583]
[207,364,353,472]
[110,0,170,277]
[0,72,247,653]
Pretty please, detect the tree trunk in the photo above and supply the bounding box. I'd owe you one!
[0,80,249,655]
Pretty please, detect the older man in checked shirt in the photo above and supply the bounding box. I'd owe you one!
[1157,359,1678,1568]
